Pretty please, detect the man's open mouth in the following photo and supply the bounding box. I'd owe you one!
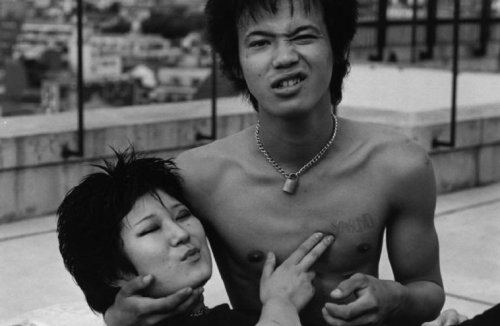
[271,73,307,89]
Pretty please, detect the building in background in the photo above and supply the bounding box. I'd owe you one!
[3,0,500,118]
[494,0,500,13]
[0,20,23,68]
[0,0,28,20]
[13,22,74,61]
[68,33,175,74]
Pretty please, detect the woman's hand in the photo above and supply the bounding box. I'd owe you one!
[421,309,468,326]
[260,233,334,311]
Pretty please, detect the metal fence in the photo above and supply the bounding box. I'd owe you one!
[2,0,500,155]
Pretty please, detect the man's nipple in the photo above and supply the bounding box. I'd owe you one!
[247,250,265,263]
[357,243,372,253]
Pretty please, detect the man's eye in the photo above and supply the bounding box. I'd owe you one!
[249,40,268,48]
[294,35,316,43]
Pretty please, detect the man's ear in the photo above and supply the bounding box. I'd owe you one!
[232,66,244,79]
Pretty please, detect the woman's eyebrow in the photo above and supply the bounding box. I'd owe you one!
[134,214,155,226]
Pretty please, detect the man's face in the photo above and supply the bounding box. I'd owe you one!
[120,191,212,297]
[237,0,333,117]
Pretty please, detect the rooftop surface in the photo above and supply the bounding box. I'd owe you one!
[343,64,500,112]
[1,182,499,325]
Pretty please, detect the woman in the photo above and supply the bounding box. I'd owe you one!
[57,149,334,326]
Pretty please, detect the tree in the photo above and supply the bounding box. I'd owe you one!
[101,17,131,34]
[106,2,122,14]
[140,6,205,40]
[83,1,100,13]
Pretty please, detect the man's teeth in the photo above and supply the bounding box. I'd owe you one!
[278,78,302,89]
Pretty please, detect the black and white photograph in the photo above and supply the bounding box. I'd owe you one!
[0,1,499,325]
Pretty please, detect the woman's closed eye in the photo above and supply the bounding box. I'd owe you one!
[176,209,192,221]
[138,224,160,236]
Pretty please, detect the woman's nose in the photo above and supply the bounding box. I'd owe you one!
[272,41,299,69]
[168,223,190,246]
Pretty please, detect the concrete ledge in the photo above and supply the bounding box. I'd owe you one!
[0,97,255,170]
[1,65,500,223]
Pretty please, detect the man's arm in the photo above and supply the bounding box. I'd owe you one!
[383,145,444,324]
[323,142,445,326]
[104,275,203,326]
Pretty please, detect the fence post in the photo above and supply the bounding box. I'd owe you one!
[62,0,84,158]
[475,0,492,56]
[369,0,388,61]
[421,0,437,60]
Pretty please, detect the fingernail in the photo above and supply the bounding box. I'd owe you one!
[314,232,323,238]
[325,235,335,243]
[268,252,275,260]
[331,289,342,297]
[143,275,152,283]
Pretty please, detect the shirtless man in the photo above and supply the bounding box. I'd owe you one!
[105,0,444,325]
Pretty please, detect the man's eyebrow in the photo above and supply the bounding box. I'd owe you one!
[289,25,322,36]
[244,29,273,39]
[245,24,321,39]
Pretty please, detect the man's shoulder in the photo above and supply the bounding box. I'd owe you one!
[179,127,251,158]
[344,117,422,148]
[176,126,253,176]
[342,119,436,208]
[341,118,431,176]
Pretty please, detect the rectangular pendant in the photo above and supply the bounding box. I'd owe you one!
[282,176,299,194]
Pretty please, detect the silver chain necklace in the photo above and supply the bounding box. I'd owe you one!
[255,112,338,194]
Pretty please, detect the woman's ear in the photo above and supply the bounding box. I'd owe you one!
[110,270,137,288]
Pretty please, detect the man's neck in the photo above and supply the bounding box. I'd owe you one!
[256,107,335,171]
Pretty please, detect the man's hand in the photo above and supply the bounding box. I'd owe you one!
[104,275,204,326]
[421,309,468,326]
[322,273,404,326]
[260,233,334,311]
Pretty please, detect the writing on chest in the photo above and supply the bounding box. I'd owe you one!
[209,200,384,264]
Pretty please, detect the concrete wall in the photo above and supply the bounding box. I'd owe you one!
[0,97,257,223]
[1,95,499,224]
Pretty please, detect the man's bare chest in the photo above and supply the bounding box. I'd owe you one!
[200,176,389,275]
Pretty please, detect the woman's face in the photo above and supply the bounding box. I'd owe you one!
[120,190,212,297]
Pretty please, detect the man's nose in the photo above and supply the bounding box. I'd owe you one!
[168,223,190,246]
[272,41,299,68]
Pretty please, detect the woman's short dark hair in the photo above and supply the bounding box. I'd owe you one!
[57,148,188,314]
[205,0,358,109]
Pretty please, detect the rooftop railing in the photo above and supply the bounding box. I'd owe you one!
[2,0,500,155]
